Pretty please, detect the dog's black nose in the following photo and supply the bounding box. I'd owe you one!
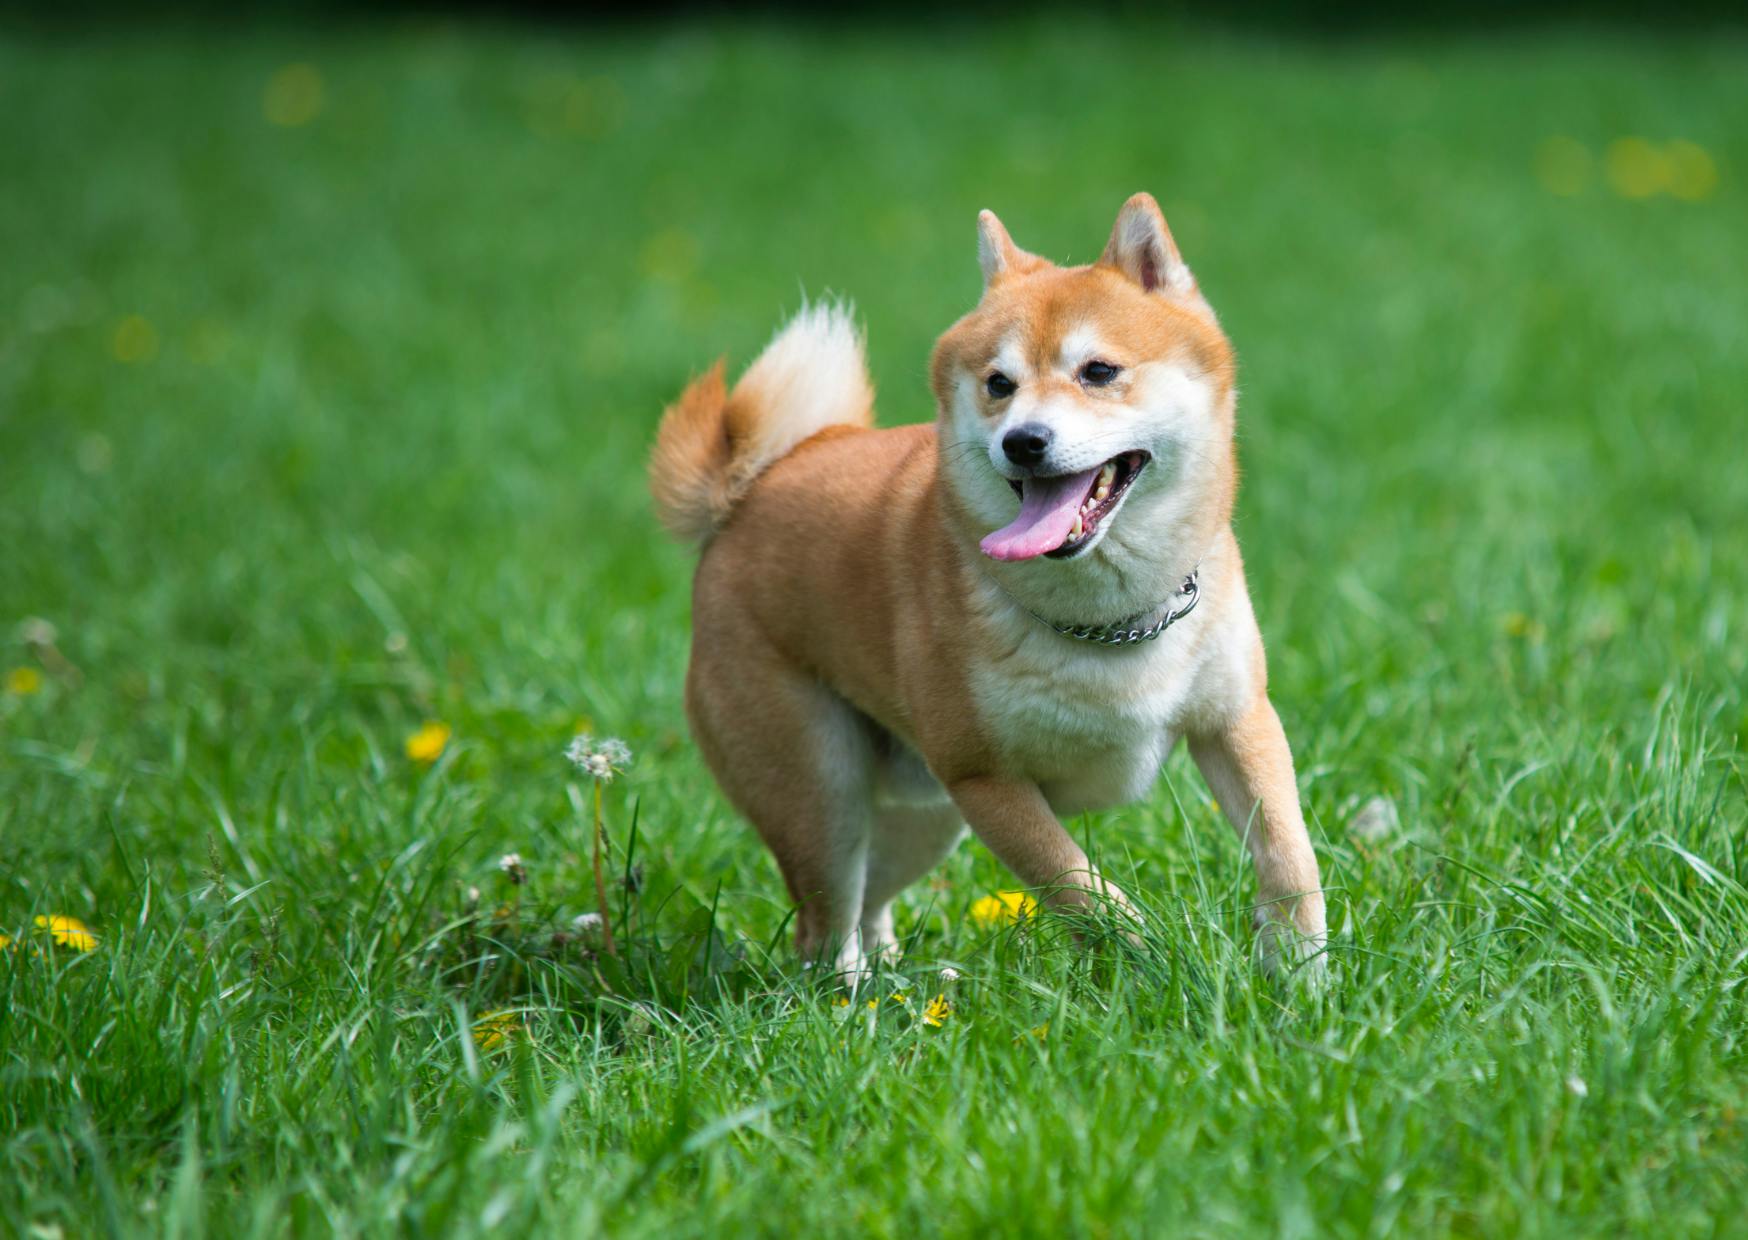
[1002,423,1052,468]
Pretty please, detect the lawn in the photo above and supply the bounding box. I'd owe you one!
[3,13,1747,1237]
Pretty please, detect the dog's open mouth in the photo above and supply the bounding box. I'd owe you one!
[980,451,1150,563]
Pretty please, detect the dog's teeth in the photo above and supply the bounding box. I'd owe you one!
[1070,513,1083,539]
[1094,484,1110,502]
[1098,462,1117,488]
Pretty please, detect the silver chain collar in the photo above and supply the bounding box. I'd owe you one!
[1012,568,1202,646]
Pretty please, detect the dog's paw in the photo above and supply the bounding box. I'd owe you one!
[859,911,901,964]
[1050,882,1147,948]
[832,932,875,989]
[1254,896,1328,985]
[1082,875,1147,945]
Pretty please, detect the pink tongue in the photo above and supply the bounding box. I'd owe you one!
[980,467,1102,562]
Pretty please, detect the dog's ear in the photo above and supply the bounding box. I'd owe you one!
[1099,193,1197,299]
[977,209,1045,290]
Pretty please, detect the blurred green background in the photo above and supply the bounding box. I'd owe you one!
[3,12,1746,1236]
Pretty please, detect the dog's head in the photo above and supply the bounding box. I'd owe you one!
[932,194,1236,572]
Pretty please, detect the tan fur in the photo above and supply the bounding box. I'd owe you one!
[649,361,733,542]
[653,195,1326,978]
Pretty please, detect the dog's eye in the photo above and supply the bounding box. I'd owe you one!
[986,372,1016,399]
[1081,360,1121,386]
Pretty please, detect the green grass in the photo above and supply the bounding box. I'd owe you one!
[4,14,1748,1237]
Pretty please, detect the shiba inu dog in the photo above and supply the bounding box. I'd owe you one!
[650,194,1326,978]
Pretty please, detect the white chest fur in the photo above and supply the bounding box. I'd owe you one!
[968,598,1254,816]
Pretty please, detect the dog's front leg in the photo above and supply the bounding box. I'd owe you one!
[1188,694,1327,975]
[946,775,1136,921]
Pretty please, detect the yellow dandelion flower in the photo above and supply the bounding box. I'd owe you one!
[471,1009,521,1051]
[405,721,451,763]
[921,994,952,1027]
[970,890,1037,926]
[264,63,325,128]
[521,74,625,141]
[891,991,910,1005]
[1030,1022,1050,1040]
[1666,140,1719,202]
[0,932,11,950]
[832,996,851,1008]
[35,914,97,951]
[639,229,699,284]
[6,666,42,695]
[866,997,879,1011]
[1605,137,1668,199]
[111,315,159,364]
[1501,612,1547,644]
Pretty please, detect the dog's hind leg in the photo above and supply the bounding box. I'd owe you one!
[685,648,876,977]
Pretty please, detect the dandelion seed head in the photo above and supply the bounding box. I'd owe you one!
[17,617,57,647]
[497,852,527,885]
[566,733,632,781]
[571,911,603,932]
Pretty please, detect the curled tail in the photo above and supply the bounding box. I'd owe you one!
[649,303,874,543]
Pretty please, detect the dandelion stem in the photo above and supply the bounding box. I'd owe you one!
[592,778,618,957]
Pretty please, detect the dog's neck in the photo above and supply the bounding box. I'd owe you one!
[981,512,1218,632]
